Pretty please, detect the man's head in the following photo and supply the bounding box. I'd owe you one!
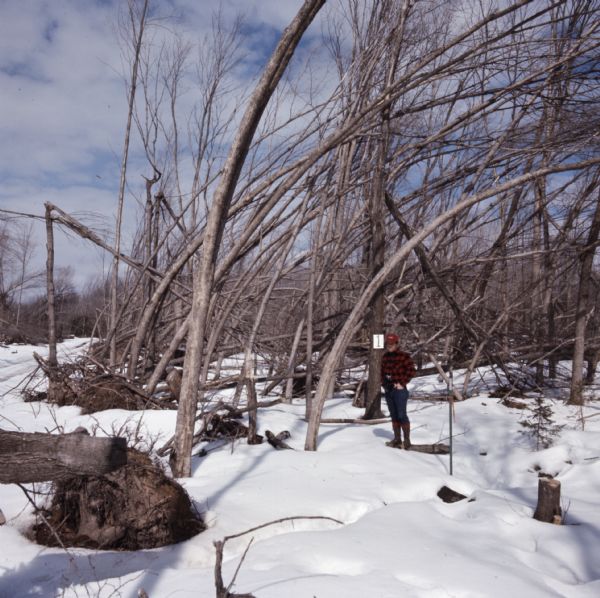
[385,333,399,348]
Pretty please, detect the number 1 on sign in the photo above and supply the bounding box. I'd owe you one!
[373,334,384,349]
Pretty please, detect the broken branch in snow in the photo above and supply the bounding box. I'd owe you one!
[265,430,293,449]
[213,515,344,598]
[156,398,282,457]
[320,417,390,425]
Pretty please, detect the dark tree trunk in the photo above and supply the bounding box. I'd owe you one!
[0,430,127,484]
[533,478,562,524]
[569,188,600,405]
[44,203,57,368]
[585,349,599,384]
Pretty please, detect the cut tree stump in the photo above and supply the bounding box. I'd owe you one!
[0,430,127,483]
[533,478,562,524]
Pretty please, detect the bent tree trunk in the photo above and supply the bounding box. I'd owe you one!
[569,184,600,405]
[305,158,600,450]
[172,0,326,477]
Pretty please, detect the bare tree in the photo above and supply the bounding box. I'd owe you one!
[172,0,327,477]
[24,0,600,463]
[569,177,600,404]
[44,204,57,370]
[110,0,150,368]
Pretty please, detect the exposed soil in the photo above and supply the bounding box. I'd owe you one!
[33,449,204,550]
[27,357,171,413]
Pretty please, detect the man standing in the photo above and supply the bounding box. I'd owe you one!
[381,333,417,449]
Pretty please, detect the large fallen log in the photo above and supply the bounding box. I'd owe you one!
[408,443,450,454]
[320,417,390,425]
[0,430,127,484]
[386,442,450,454]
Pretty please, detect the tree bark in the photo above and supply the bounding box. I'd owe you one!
[585,348,599,385]
[364,174,385,418]
[0,430,127,483]
[305,198,323,421]
[44,204,57,368]
[533,478,562,524]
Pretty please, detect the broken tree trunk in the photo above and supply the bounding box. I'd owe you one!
[166,368,182,399]
[173,0,326,477]
[44,204,57,369]
[0,430,127,484]
[569,183,600,405]
[110,0,149,369]
[533,478,562,524]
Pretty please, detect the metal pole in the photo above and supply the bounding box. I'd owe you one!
[448,365,453,476]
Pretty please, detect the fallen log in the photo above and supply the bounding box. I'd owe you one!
[387,443,450,454]
[265,430,292,450]
[320,417,390,425]
[0,430,127,484]
[409,444,450,454]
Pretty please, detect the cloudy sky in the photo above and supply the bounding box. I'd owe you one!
[0,0,330,290]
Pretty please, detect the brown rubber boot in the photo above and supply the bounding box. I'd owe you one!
[401,423,411,450]
[386,422,402,447]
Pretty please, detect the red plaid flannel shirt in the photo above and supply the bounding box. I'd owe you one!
[381,350,416,387]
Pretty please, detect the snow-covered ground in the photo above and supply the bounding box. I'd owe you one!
[1,339,599,598]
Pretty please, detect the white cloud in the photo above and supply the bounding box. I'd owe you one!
[0,0,330,287]
[0,1,126,183]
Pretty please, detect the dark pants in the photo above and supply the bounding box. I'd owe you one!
[384,387,410,424]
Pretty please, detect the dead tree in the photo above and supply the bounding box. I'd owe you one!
[305,0,600,450]
[213,515,343,598]
[307,158,600,449]
[173,0,327,477]
[569,181,600,405]
[110,0,150,369]
[44,204,57,369]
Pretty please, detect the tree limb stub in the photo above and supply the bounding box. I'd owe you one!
[0,430,127,484]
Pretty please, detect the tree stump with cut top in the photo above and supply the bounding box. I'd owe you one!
[533,478,562,524]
